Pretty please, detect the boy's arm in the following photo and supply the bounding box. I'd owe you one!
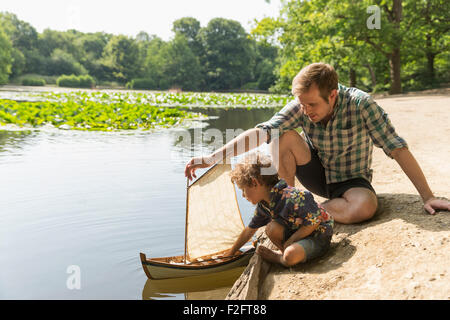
[391,147,450,214]
[283,222,320,250]
[224,226,257,257]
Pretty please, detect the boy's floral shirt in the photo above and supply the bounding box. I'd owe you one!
[248,179,334,239]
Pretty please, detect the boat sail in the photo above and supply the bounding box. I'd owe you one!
[140,163,255,280]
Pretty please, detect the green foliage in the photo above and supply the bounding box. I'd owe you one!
[56,74,95,88]
[252,0,449,94]
[159,34,203,91]
[198,18,255,90]
[0,98,204,131]
[0,12,278,92]
[47,48,87,75]
[0,27,13,84]
[101,35,141,83]
[78,74,95,88]
[21,77,45,86]
[35,90,290,109]
[126,78,157,90]
[56,74,80,87]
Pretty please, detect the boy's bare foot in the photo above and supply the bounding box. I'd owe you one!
[256,245,283,265]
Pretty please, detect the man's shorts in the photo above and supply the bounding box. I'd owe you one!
[295,141,376,199]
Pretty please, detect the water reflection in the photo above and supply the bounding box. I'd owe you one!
[169,107,277,162]
[0,129,37,154]
[142,267,245,300]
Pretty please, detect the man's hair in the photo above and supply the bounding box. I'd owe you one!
[230,152,279,189]
[291,63,338,103]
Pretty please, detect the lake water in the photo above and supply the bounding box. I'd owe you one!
[0,106,277,299]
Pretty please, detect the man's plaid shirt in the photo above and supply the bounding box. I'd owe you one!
[256,84,408,184]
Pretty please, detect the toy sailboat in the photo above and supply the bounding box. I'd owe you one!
[140,163,255,279]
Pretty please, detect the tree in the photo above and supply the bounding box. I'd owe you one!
[0,12,38,51]
[142,36,165,87]
[198,18,255,90]
[159,34,203,91]
[101,35,140,83]
[0,28,13,84]
[172,17,202,56]
[46,48,87,75]
[252,0,423,94]
[403,0,450,87]
[0,12,39,76]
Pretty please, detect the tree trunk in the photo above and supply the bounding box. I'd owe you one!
[366,63,377,89]
[426,45,436,85]
[389,0,403,94]
[389,48,402,94]
[349,68,356,87]
[424,1,435,85]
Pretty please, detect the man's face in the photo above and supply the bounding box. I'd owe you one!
[298,84,336,123]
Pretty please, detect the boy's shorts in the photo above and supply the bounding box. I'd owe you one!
[281,222,331,263]
[295,141,376,199]
[295,235,331,262]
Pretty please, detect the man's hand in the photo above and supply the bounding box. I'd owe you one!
[423,197,450,215]
[184,155,214,181]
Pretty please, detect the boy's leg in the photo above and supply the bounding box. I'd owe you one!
[258,220,307,267]
[258,235,331,267]
[257,243,306,267]
[263,220,285,251]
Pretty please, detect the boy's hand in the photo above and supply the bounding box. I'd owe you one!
[219,249,236,258]
[184,156,214,181]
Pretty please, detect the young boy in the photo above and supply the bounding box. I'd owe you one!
[226,152,334,267]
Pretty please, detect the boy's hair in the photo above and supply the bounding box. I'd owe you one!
[291,63,338,103]
[230,153,279,189]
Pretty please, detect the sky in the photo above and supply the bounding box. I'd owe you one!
[1,0,282,40]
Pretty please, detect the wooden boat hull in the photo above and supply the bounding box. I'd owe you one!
[140,248,255,280]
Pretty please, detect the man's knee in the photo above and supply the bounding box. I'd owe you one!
[278,130,307,151]
[343,190,378,223]
[271,130,311,167]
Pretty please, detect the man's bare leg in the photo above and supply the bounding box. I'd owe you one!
[321,187,378,224]
[272,130,379,224]
[269,130,311,187]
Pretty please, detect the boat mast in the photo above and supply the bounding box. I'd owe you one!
[183,177,189,264]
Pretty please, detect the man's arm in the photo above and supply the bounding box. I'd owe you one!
[391,147,450,214]
[184,128,267,180]
[224,226,257,257]
[184,99,304,180]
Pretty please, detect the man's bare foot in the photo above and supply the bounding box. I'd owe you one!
[256,245,283,264]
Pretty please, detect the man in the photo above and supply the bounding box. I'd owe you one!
[184,63,449,224]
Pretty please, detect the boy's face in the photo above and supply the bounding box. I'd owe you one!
[240,179,268,205]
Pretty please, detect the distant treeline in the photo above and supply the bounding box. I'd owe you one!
[0,13,278,92]
[0,0,449,94]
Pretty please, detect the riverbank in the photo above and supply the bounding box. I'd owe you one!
[227,91,450,300]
